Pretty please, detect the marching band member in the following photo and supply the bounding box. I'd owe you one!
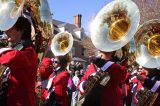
[42,55,70,106]
[78,0,140,104]
[78,50,127,106]
[38,57,55,94]
[0,17,38,106]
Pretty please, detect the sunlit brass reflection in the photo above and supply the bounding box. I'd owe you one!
[15,0,22,7]
[109,17,130,41]
[90,0,140,52]
[137,23,160,57]
[147,34,160,56]
[135,19,160,68]
[58,35,69,52]
[51,32,73,56]
[103,3,131,42]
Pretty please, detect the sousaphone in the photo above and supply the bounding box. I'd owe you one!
[135,19,160,68]
[50,31,73,56]
[80,0,140,101]
[135,19,160,106]
[0,0,25,31]
[90,0,140,52]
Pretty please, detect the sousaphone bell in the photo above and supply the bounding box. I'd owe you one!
[50,31,73,56]
[0,0,25,31]
[135,19,160,68]
[90,0,140,52]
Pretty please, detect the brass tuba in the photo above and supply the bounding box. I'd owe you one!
[135,19,160,68]
[135,19,160,106]
[90,0,140,52]
[80,0,140,100]
[0,0,25,31]
[50,31,73,56]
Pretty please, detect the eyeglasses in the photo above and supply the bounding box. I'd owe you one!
[53,61,59,64]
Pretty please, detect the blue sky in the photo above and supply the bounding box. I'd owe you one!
[48,0,112,34]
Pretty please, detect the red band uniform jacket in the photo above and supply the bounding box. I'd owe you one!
[79,62,127,106]
[0,46,38,106]
[40,57,53,81]
[53,71,70,106]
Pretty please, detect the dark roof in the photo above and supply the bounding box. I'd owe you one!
[53,19,65,26]
[53,19,85,40]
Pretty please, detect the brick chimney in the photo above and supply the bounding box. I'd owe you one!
[74,14,82,28]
